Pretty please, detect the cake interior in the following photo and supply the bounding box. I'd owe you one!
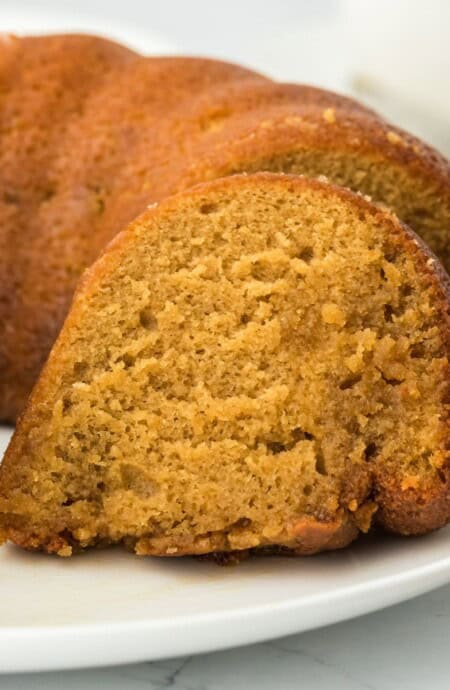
[216,148,450,272]
[1,177,448,555]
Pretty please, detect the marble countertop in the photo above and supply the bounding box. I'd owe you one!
[4,581,450,689]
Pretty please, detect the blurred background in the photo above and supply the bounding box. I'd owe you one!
[1,0,449,155]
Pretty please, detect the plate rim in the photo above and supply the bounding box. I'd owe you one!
[0,538,450,673]
[2,543,450,636]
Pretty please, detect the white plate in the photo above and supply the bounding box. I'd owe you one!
[1,423,450,674]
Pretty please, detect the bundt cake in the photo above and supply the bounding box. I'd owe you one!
[1,173,449,558]
[1,33,449,423]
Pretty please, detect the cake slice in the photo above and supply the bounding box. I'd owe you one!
[1,173,449,558]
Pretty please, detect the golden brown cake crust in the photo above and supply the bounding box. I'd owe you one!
[1,173,449,558]
[0,34,449,423]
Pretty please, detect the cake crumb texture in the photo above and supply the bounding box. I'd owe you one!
[0,174,449,558]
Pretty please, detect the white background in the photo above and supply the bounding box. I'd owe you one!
[1,1,449,687]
